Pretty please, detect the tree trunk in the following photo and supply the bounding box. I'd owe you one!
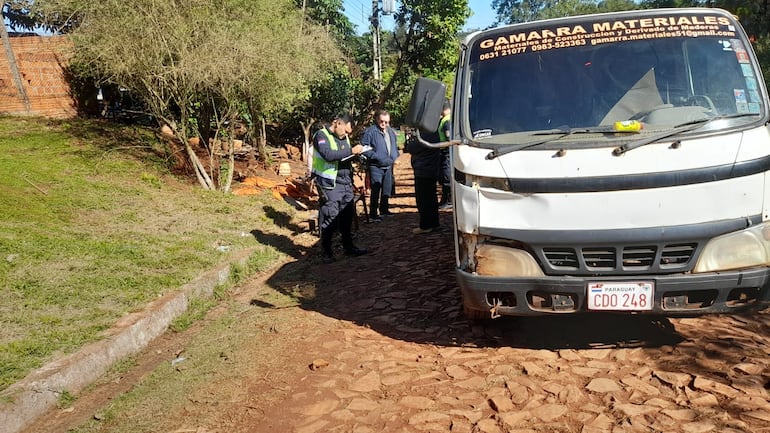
[197,100,213,154]
[166,117,213,190]
[222,123,236,193]
[185,141,215,190]
[0,23,31,113]
[223,148,235,193]
[257,116,268,164]
[300,118,315,177]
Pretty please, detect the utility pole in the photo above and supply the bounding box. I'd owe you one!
[372,0,395,90]
[371,0,382,89]
[299,0,306,35]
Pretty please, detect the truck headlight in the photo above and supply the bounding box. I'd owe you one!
[476,244,544,277]
[693,223,770,273]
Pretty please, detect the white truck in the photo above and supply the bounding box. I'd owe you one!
[405,8,770,318]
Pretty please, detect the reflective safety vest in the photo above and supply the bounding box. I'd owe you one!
[438,114,451,142]
[312,128,344,189]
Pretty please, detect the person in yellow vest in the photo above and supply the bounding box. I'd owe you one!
[312,113,368,263]
[438,101,453,210]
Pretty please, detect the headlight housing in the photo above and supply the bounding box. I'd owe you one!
[475,244,544,277]
[693,222,770,273]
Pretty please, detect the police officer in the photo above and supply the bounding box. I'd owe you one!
[312,113,368,263]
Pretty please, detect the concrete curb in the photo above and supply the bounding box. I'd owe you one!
[0,249,255,433]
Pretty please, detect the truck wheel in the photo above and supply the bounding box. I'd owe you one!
[463,303,492,320]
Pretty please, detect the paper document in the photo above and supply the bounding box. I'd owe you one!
[342,145,373,161]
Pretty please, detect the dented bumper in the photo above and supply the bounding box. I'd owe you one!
[457,267,770,317]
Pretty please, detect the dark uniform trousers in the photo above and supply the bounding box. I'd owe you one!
[414,175,440,230]
[318,180,356,255]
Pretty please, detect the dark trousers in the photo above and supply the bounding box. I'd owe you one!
[319,182,355,255]
[414,175,440,230]
[439,149,452,204]
[368,165,393,217]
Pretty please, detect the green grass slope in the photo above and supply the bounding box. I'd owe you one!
[0,116,289,391]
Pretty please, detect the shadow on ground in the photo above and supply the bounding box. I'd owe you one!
[248,154,770,396]
[248,158,701,351]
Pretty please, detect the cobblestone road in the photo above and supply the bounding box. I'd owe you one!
[247,154,770,433]
[27,153,770,433]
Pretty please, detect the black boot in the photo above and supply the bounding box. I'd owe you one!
[320,228,336,263]
[344,245,368,256]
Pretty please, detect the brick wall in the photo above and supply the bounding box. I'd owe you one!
[0,35,76,118]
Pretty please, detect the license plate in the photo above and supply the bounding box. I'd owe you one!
[587,281,654,311]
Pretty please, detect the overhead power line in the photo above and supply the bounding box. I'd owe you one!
[342,0,369,29]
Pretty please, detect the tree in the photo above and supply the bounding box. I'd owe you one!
[3,1,40,31]
[296,0,356,42]
[374,0,470,120]
[492,0,636,25]
[3,0,81,33]
[36,0,340,191]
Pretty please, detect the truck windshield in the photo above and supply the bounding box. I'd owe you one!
[466,12,765,141]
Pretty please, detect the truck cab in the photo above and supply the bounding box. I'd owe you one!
[406,8,770,318]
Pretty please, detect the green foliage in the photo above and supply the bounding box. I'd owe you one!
[170,297,216,332]
[140,173,162,189]
[307,65,358,120]
[350,0,470,126]
[245,246,283,275]
[57,390,76,408]
[492,0,637,24]
[295,0,356,41]
[394,0,471,76]
[108,356,139,376]
[3,1,42,32]
[33,0,340,189]
[753,34,770,93]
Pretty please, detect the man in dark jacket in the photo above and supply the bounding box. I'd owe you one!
[404,127,443,234]
[312,113,368,262]
[362,109,399,221]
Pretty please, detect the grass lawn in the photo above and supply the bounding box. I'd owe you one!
[0,116,292,391]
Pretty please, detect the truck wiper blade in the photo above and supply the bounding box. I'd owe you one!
[486,126,637,160]
[613,113,759,156]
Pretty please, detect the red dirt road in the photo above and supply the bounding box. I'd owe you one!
[23,153,770,433]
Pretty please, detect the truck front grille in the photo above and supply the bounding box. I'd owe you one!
[541,243,698,275]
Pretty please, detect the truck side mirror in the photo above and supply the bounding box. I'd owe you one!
[405,78,447,134]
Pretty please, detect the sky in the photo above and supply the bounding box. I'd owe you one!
[466,0,498,31]
[354,0,499,34]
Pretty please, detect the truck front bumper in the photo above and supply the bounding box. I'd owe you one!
[457,267,770,317]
